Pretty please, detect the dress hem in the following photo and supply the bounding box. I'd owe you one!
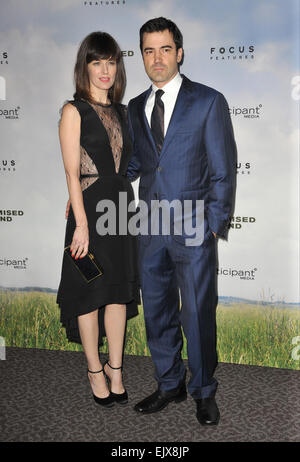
[56,292,140,347]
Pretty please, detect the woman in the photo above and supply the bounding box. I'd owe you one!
[56,32,140,408]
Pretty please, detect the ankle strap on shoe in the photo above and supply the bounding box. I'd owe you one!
[105,360,123,371]
[87,368,104,374]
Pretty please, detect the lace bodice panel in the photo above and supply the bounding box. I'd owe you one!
[59,100,124,192]
[89,102,123,174]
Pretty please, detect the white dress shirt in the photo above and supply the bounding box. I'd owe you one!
[145,72,183,136]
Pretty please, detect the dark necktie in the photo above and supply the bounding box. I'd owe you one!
[151,89,165,154]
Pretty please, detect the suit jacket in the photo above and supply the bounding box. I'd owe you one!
[127,74,236,240]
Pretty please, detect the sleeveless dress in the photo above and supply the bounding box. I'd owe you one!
[56,98,140,346]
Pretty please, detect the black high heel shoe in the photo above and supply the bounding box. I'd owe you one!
[87,368,115,408]
[103,360,128,404]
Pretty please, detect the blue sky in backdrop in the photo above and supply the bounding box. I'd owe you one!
[0,0,299,302]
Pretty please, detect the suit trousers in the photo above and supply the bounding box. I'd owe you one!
[138,230,218,399]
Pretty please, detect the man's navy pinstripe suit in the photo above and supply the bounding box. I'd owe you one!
[127,74,236,399]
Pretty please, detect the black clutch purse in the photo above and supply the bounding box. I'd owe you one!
[64,245,104,283]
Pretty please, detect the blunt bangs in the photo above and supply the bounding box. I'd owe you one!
[86,33,121,64]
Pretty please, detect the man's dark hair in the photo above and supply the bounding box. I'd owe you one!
[139,17,183,56]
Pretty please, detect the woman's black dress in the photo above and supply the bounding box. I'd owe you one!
[56,98,140,346]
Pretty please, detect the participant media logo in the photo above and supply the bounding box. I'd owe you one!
[230,104,262,119]
[0,52,8,65]
[0,257,28,270]
[0,106,20,120]
[217,266,258,280]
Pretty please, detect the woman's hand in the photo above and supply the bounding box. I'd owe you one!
[70,224,89,259]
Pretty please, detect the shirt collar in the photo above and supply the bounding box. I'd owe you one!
[151,72,182,96]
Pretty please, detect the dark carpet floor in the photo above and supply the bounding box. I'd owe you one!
[0,347,299,442]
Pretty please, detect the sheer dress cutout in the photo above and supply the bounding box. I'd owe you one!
[89,102,123,174]
[79,145,99,191]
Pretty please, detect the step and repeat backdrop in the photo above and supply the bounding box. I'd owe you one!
[0,0,299,369]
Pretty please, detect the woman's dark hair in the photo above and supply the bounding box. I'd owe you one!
[139,17,183,53]
[73,31,126,103]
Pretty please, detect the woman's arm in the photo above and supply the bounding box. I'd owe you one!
[59,103,89,259]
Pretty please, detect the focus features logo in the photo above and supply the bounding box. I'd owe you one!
[0,160,16,172]
[0,52,8,65]
[0,257,28,270]
[83,1,126,5]
[230,104,262,119]
[0,210,24,222]
[0,106,20,120]
[217,267,258,281]
[210,45,254,61]
[229,216,256,229]
[236,162,251,175]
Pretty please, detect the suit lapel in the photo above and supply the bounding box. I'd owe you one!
[159,75,193,161]
[138,75,193,161]
[138,86,159,158]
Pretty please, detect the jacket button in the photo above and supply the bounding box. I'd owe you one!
[157,167,162,172]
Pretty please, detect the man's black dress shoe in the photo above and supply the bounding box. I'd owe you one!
[134,383,187,414]
[196,397,220,425]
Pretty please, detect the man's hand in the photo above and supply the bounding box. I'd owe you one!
[65,199,70,219]
[212,231,217,238]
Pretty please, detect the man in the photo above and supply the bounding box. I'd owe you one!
[127,17,236,426]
